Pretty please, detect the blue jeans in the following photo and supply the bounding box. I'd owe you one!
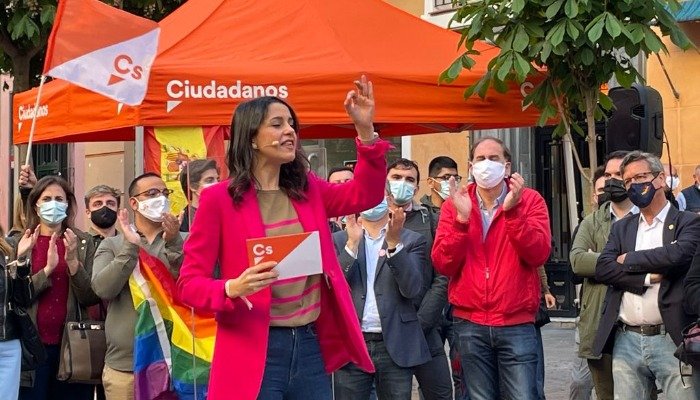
[536,327,546,400]
[0,339,21,400]
[612,329,697,399]
[454,319,539,400]
[334,338,413,400]
[257,324,331,400]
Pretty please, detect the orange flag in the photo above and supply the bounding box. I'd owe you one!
[43,0,160,105]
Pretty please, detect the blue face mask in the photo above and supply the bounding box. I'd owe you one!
[38,200,68,225]
[627,181,657,209]
[360,198,389,221]
[389,180,415,205]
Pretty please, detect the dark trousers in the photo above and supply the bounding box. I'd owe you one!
[414,350,453,400]
[257,324,331,400]
[19,344,95,400]
[587,355,614,400]
[454,319,539,400]
[334,336,413,400]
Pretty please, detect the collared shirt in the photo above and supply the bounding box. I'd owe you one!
[610,203,639,224]
[476,182,508,240]
[344,226,404,333]
[618,201,671,326]
[361,227,386,333]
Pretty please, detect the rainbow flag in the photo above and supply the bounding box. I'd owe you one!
[130,250,217,400]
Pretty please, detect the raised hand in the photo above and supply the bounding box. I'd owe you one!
[45,233,59,276]
[345,214,363,254]
[161,213,181,243]
[118,209,141,245]
[449,176,472,222]
[344,75,375,141]
[386,206,405,248]
[19,164,37,189]
[17,229,40,259]
[503,172,525,212]
[63,228,80,275]
[225,261,280,299]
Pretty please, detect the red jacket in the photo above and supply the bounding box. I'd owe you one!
[432,182,551,326]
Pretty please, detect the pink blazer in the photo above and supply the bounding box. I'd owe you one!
[177,139,391,400]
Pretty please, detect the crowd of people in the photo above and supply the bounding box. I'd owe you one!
[0,75,699,400]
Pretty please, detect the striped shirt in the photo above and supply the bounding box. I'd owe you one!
[257,189,321,327]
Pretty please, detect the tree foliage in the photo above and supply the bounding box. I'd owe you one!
[1,0,184,91]
[442,0,693,176]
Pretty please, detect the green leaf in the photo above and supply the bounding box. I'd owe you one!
[546,0,564,19]
[587,14,606,43]
[627,24,645,44]
[40,5,56,26]
[512,0,526,14]
[463,84,478,99]
[598,92,614,111]
[514,53,532,80]
[604,14,622,39]
[571,121,585,137]
[513,25,529,52]
[580,47,594,65]
[669,27,693,51]
[540,41,553,63]
[461,55,476,69]
[547,21,567,47]
[493,78,509,93]
[614,68,635,88]
[445,57,463,82]
[564,0,579,18]
[497,53,514,81]
[566,20,580,41]
[25,19,39,40]
[643,27,663,53]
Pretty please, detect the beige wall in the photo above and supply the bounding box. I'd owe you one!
[410,131,470,198]
[384,0,423,16]
[647,23,700,190]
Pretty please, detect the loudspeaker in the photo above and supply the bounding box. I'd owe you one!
[606,84,663,157]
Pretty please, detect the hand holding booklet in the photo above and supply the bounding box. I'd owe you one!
[246,231,322,280]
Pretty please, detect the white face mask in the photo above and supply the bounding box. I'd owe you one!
[471,159,506,189]
[665,176,680,190]
[136,196,170,223]
[435,180,450,200]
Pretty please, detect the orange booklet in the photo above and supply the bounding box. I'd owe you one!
[246,231,322,280]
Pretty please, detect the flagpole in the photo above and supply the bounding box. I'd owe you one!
[24,75,47,168]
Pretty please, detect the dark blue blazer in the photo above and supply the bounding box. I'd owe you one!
[593,205,700,356]
[333,228,431,368]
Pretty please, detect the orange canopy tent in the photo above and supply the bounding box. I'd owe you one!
[13,0,541,144]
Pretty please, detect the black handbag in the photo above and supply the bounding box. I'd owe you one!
[534,301,551,328]
[12,305,47,371]
[674,320,700,368]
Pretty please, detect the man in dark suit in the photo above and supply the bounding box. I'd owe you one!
[333,196,430,400]
[594,151,700,399]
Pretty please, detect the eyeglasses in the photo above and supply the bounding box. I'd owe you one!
[133,188,174,198]
[623,171,658,188]
[432,174,462,183]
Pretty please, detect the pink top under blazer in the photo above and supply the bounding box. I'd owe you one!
[177,138,391,399]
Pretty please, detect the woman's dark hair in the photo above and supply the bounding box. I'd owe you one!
[179,159,219,197]
[227,97,309,204]
[26,175,77,232]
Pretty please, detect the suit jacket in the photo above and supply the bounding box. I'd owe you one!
[333,228,431,368]
[593,205,700,356]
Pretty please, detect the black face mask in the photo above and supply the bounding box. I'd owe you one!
[597,192,611,207]
[603,178,628,203]
[90,206,117,229]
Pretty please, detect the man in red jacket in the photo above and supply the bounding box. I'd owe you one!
[432,136,551,400]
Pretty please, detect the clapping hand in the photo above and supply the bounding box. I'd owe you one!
[63,228,80,275]
[344,75,375,141]
[345,214,363,255]
[17,229,40,259]
[118,209,141,245]
[161,213,181,243]
[45,233,59,276]
[449,176,472,222]
[386,206,405,249]
[503,173,525,212]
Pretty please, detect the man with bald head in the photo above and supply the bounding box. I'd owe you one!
[678,164,700,213]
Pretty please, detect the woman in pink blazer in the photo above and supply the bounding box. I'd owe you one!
[177,76,390,400]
